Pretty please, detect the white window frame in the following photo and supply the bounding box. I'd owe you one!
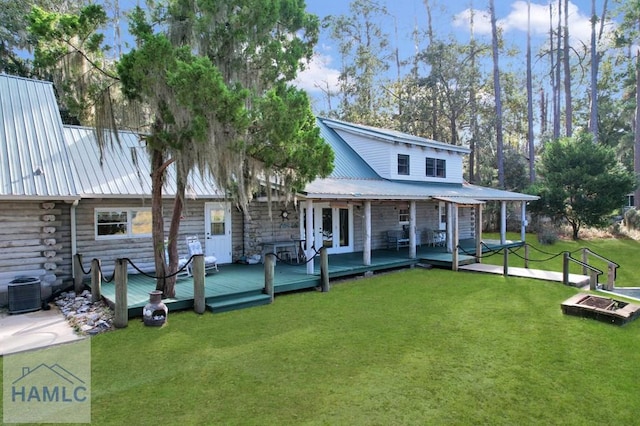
[398,208,410,224]
[95,208,153,240]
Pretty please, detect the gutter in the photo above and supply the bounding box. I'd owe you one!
[70,199,79,280]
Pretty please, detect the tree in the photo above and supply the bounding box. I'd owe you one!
[489,0,504,187]
[324,0,394,126]
[28,0,334,298]
[533,131,636,239]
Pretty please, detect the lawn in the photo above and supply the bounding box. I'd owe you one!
[2,236,640,424]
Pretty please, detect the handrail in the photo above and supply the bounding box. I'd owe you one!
[583,248,619,269]
[566,254,603,276]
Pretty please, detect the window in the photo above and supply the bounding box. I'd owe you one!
[426,157,446,178]
[95,208,152,239]
[397,154,410,175]
[398,208,409,224]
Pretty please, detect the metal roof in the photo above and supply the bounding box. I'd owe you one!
[316,118,379,179]
[302,177,538,202]
[320,117,470,155]
[64,126,224,198]
[0,75,78,200]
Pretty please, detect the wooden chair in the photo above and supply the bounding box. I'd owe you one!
[386,230,410,250]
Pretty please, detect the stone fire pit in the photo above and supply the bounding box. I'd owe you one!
[561,293,640,326]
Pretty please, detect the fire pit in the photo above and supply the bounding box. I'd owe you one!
[561,293,640,326]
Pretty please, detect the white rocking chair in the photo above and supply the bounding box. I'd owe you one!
[164,239,190,279]
[186,235,218,275]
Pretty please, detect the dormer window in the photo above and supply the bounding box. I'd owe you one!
[426,157,446,178]
[398,154,410,175]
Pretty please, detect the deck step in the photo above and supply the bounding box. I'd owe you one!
[205,293,272,314]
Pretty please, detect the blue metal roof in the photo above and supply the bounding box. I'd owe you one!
[0,75,78,200]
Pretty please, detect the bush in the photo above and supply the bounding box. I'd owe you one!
[537,224,558,245]
[624,208,640,230]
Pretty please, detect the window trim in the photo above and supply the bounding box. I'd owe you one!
[397,154,410,176]
[398,208,410,224]
[95,207,153,240]
[426,157,446,178]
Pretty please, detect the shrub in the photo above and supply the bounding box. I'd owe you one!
[537,224,558,245]
[624,208,640,230]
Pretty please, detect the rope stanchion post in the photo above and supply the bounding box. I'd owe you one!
[264,253,275,302]
[320,247,330,292]
[589,269,598,290]
[503,248,508,277]
[606,263,616,291]
[562,252,570,286]
[524,244,529,269]
[114,258,129,328]
[193,255,205,314]
[582,248,589,276]
[74,253,84,294]
[91,258,101,303]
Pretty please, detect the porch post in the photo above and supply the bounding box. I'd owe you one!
[409,200,416,259]
[452,203,459,271]
[500,201,507,244]
[305,200,314,274]
[475,204,483,263]
[363,200,371,266]
[446,202,454,252]
[520,201,527,241]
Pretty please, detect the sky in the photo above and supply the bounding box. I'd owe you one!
[296,0,609,112]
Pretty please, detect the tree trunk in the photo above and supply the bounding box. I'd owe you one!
[634,50,640,208]
[526,0,535,182]
[489,0,504,187]
[589,0,599,142]
[151,148,168,295]
[163,186,184,298]
[563,0,572,137]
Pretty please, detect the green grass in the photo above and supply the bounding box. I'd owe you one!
[483,232,640,287]
[2,236,640,424]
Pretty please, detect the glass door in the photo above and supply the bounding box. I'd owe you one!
[312,203,353,254]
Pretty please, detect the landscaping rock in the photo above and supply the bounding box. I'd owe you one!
[54,290,114,336]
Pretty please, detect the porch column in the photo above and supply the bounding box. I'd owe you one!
[520,201,527,241]
[500,201,507,244]
[409,200,416,259]
[452,203,459,271]
[306,199,314,274]
[363,200,371,266]
[475,204,483,263]
[446,202,454,252]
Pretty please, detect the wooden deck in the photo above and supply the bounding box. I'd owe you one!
[97,240,525,317]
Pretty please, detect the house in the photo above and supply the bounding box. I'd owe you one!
[0,74,537,306]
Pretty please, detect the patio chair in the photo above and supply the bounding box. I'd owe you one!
[186,235,218,275]
[164,239,190,279]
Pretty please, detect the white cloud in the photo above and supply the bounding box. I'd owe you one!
[452,1,603,48]
[294,53,341,95]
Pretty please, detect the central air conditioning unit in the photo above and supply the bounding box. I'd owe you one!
[8,277,42,314]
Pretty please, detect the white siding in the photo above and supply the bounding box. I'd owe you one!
[334,129,465,184]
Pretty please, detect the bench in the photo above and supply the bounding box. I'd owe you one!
[386,230,410,251]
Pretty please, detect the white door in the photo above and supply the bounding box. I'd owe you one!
[312,203,353,254]
[438,202,447,231]
[205,201,232,264]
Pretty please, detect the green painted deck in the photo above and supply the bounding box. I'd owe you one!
[98,240,524,317]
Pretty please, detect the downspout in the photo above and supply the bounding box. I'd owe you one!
[70,199,79,280]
